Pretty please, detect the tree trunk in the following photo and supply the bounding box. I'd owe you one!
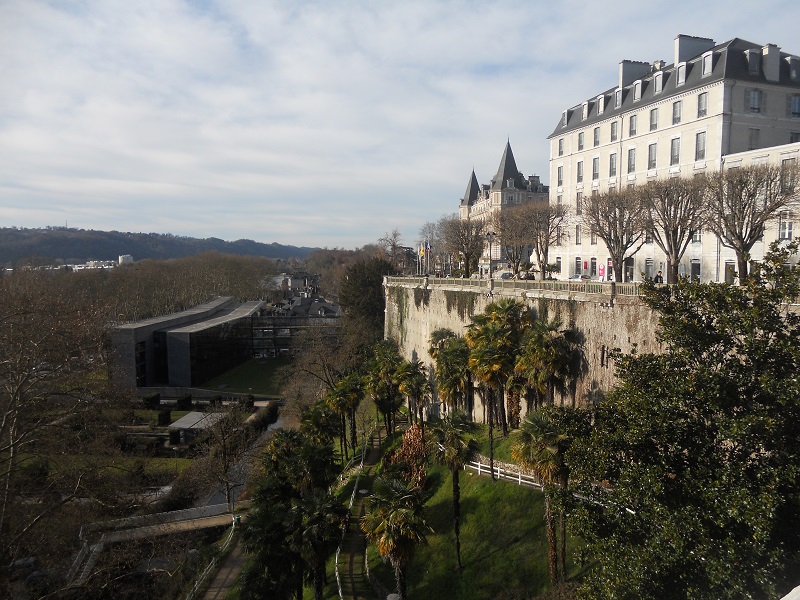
[737,253,749,283]
[544,493,558,584]
[499,387,509,436]
[394,560,407,600]
[558,472,568,581]
[668,258,680,284]
[453,468,463,571]
[488,389,496,482]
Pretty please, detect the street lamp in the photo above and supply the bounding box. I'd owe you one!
[486,231,497,279]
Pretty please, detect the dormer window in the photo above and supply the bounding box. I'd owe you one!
[654,72,663,94]
[633,80,642,101]
[615,88,622,108]
[677,63,686,86]
[582,102,589,121]
[747,50,761,76]
[561,110,569,127]
[702,51,714,77]
[788,57,800,81]
[596,94,605,115]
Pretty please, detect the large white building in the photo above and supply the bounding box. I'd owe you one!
[549,35,800,282]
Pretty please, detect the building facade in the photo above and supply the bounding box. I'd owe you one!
[459,141,548,271]
[549,35,800,282]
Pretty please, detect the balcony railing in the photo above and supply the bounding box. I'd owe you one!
[386,276,641,297]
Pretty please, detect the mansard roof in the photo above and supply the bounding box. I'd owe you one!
[461,169,481,206]
[490,141,527,190]
[549,36,800,138]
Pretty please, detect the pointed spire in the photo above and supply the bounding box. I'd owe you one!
[491,141,525,191]
[461,169,480,206]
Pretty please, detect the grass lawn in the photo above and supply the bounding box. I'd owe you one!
[473,424,518,463]
[367,464,579,599]
[200,357,290,395]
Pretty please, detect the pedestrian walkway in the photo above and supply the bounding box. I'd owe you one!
[338,430,384,600]
[202,538,246,600]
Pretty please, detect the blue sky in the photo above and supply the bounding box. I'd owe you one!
[1,0,798,249]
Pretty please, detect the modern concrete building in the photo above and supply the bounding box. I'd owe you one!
[549,35,800,282]
[459,141,548,272]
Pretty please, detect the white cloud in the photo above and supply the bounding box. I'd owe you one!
[1,0,798,249]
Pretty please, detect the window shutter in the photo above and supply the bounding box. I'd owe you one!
[744,89,751,112]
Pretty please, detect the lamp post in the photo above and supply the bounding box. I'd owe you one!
[486,231,497,279]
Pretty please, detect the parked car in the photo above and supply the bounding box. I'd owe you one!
[568,274,592,281]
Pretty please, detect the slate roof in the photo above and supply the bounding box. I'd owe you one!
[490,141,528,190]
[549,37,800,138]
[461,169,481,206]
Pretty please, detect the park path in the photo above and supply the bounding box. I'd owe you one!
[202,537,246,600]
[338,429,385,600]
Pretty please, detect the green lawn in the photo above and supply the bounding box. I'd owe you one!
[200,357,290,395]
[367,464,580,599]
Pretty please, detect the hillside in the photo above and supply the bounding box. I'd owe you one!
[0,227,318,265]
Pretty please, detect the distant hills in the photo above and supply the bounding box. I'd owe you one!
[0,227,318,266]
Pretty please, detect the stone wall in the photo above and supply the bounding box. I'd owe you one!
[384,277,662,410]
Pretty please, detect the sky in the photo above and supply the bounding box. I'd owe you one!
[1,1,798,249]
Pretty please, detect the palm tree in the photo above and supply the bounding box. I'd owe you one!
[427,414,477,571]
[365,341,404,434]
[361,476,430,600]
[429,332,472,417]
[397,359,431,433]
[294,490,348,600]
[515,318,581,409]
[511,409,571,584]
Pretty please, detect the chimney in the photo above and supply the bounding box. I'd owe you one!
[652,59,665,71]
[674,35,715,65]
[762,44,781,82]
[619,60,650,88]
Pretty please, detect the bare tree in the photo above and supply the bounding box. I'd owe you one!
[526,201,569,280]
[639,177,705,284]
[702,162,800,280]
[440,215,485,278]
[491,205,534,275]
[378,229,408,273]
[582,188,647,282]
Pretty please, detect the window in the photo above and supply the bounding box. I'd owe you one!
[627,148,636,173]
[782,158,797,193]
[792,132,800,143]
[611,121,618,142]
[791,94,800,118]
[790,57,800,81]
[558,138,564,156]
[670,138,680,165]
[633,81,642,101]
[650,108,658,131]
[575,225,582,244]
[648,143,657,170]
[692,230,702,243]
[629,114,637,136]
[780,218,793,240]
[749,89,763,113]
[695,132,706,160]
[574,257,582,275]
[577,161,584,183]
[592,157,600,180]
[578,132,584,151]
[609,153,617,177]
[590,258,597,276]
[557,166,563,186]
[582,103,589,121]
[555,229,562,247]
[654,72,663,94]
[645,230,653,243]
[748,128,760,151]
[556,257,562,271]
[556,194,562,206]
[561,110,568,127]
[702,52,713,76]
[594,127,600,147]
[698,92,708,118]
[597,95,605,115]
[748,51,761,76]
[615,88,622,108]
[576,192,583,215]
[677,63,686,86]
[591,229,597,245]
[672,101,682,125]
